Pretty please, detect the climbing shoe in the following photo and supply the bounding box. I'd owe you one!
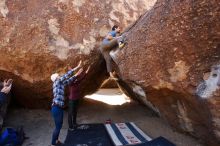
[109,72,119,81]
[119,42,125,48]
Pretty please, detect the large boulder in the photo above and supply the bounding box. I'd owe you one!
[0,0,156,108]
[111,0,220,145]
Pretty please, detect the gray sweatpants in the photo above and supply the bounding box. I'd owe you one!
[100,39,118,73]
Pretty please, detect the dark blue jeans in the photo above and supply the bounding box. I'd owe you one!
[51,105,63,145]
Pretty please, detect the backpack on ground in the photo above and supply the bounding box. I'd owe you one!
[15,126,27,145]
[0,126,27,146]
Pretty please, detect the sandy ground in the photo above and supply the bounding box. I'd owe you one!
[4,89,203,146]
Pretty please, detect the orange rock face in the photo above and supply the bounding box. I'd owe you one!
[0,0,156,107]
[0,0,220,145]
[111,0,220,145]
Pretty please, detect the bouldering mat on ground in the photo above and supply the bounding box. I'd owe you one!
[63,123,176,146]
[64,124,113,146]
[134,137,176,146]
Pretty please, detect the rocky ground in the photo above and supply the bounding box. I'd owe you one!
[4,89,203,146]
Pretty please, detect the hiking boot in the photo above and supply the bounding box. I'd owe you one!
[117,34,126,43]
[109,76,119,81]
[109,72,119,81]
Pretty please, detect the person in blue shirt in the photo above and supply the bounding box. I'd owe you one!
[102,25,120,44]
[100,25,125,79]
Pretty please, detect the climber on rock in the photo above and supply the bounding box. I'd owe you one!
[50,61,83,146]
[100,25,126,80]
